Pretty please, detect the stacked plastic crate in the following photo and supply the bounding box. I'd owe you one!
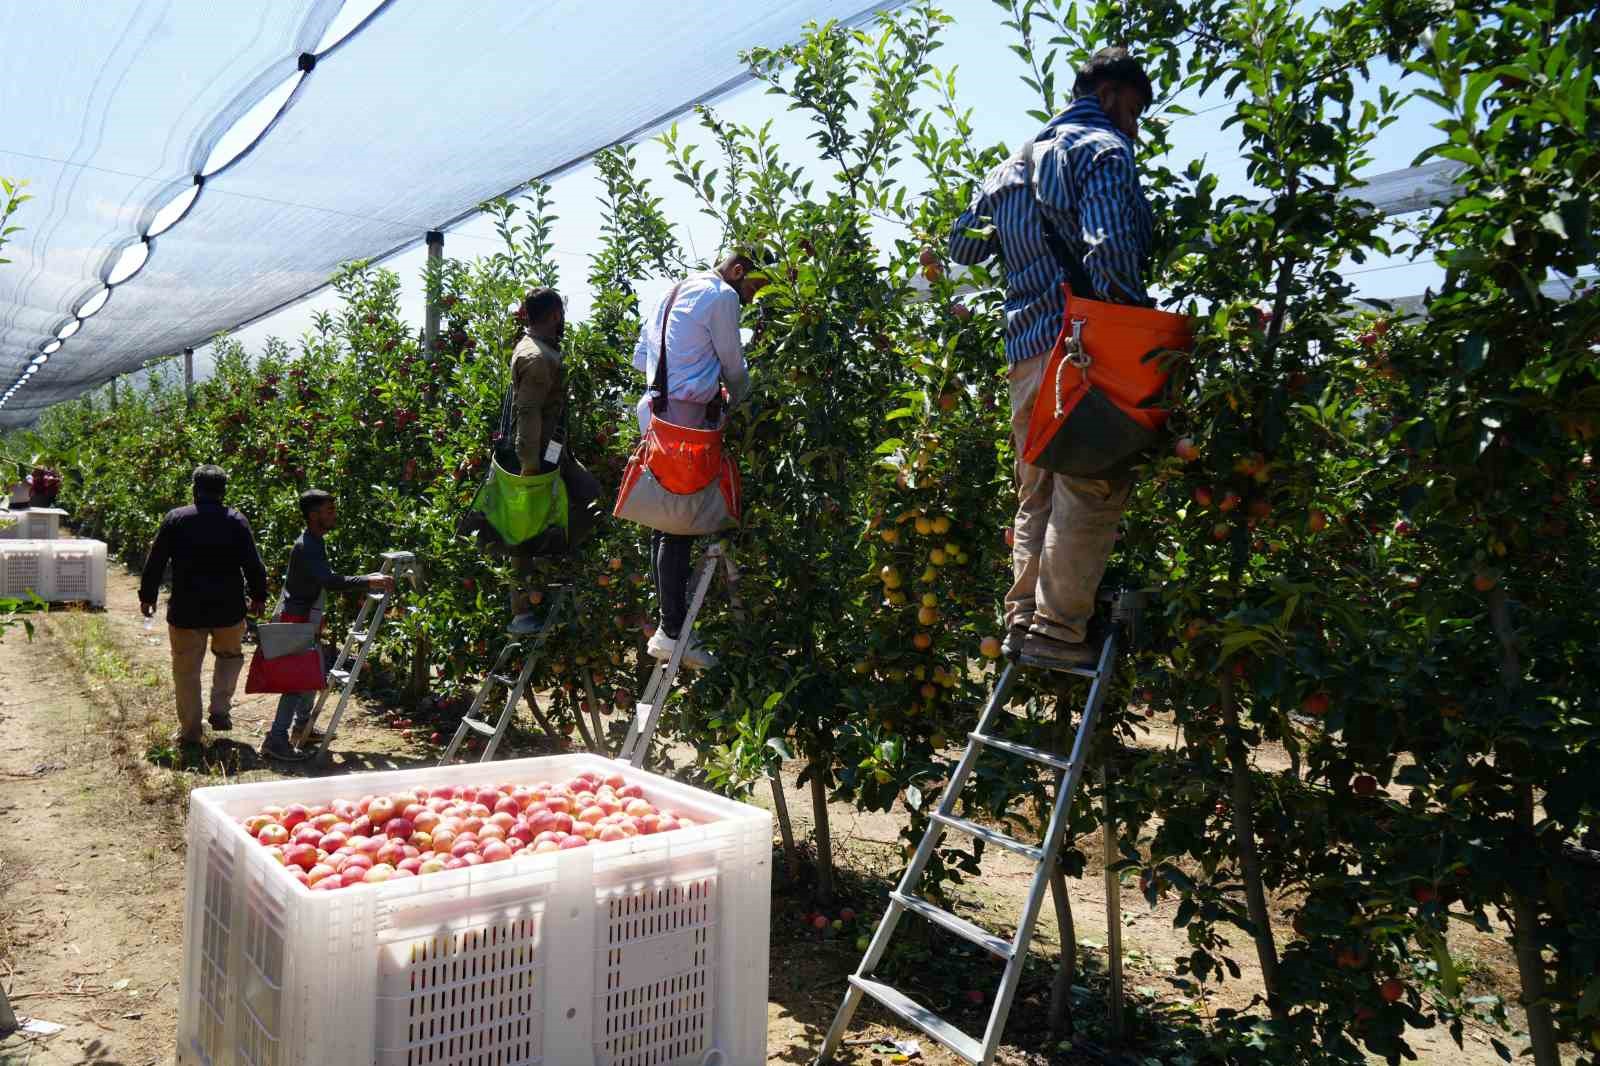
[0,508,106,606]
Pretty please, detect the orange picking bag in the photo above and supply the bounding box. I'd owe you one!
[613,282,742,535]
[1022,283,1193,479]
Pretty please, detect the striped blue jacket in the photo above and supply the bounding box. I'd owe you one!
[948,96,1154,366]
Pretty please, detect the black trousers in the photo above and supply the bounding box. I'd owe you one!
[650,530,695,639]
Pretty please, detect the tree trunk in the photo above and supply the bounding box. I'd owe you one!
[1221,670,1284,1019]
[1048,868,1076,1038]
[808,757,835,903]
[1488,586,1560,1066]
[405,632,431,707]
[769,767,802,881]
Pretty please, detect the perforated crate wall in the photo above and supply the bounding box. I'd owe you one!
[377,903,547,1065]
[597,872,718,1066]
[51,544,104,604]
[0,541,49,600]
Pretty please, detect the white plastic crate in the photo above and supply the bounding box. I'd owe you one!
[0,506,67,539]
[47,538,107,606]
[0,540,51,600]
[177,753,771,1066]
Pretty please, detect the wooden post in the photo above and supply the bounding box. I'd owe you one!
[183,347,194,409]
[0,977,17,1032]
[1102,760,1126,1042]
[424,230,444,352]
[109,376,118,408]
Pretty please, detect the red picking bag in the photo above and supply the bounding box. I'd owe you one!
[243,611,326,695]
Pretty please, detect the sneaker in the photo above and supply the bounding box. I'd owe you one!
[1001,624,1031,661]
[208,713,233,732]
[646,629,676,660]
[646,629,716,671]
[507,611,545,636]
[1020,631,1098,672]
[260,735,309,762]
[675,632,717,672]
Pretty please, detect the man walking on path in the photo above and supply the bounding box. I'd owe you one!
[138,465,267,744]
[263,488,393,760]
[632,251,766,671]
[948,47,1155,670]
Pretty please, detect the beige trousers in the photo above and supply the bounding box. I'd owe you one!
[1006,356,1132,644]
[168,622,246,741]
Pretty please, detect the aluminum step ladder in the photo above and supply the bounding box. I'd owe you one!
[617,541,740,768]
[293,551,421,760]
[437,582,600,764]
[817,588,1145,1065]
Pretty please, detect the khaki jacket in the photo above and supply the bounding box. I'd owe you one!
[510,334,564,474]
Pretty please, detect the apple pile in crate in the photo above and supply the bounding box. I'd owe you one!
[243,768,705,890]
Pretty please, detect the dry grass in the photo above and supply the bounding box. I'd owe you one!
[45,610,212,827]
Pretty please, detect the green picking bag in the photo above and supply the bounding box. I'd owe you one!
[470,455,570,555]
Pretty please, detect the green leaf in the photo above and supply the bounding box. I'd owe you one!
[1417,926,1461,997]
[1538,211,1569,239]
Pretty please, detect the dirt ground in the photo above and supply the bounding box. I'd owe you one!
[0,565,1558,1065]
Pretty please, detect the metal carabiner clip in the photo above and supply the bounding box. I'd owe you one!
[1053,318,1090,418]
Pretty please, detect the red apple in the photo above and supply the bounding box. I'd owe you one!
[258,824,290,847]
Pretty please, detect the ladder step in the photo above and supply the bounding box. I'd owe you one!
[931,812,1043,862]
[847,977,983,1064]
[348,630,369,643]
[891,891,1013,959]
[328,669,351,687]
[1017,654,1099,679]
[461,718,496,737]
[971,731,1072,772]
[491,673,521,687]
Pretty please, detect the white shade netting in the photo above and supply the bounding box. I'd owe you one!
[0,0,897,426]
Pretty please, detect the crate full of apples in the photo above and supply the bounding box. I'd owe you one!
[176,754,771,1066]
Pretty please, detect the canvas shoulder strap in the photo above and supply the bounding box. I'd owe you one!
[1022,135,1096,298]
[650,280,685,415]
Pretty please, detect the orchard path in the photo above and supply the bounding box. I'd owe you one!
[0,564,1544,1065]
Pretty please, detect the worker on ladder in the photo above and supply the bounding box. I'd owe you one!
[625,251,768,671]
[949,47,1162,672]
[463,285,601,635]
[259,489,393,761]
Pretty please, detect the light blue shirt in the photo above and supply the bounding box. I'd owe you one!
[633,271,750,418]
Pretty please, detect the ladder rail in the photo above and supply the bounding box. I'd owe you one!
[820,592,1132,1066]
[438,586,573,765]
[978,628,1118,1062]
[295,552,419,757]
[818,664,1020,1059]
[617,542,733,768]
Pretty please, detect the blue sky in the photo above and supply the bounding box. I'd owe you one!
[197,2,1446,382]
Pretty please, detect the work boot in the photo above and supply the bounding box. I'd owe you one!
[1001,623,1031,661]
[507,610,545,636]
[288,719,325,747]
[1020,631,1098,672]
[260,735,308,762]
